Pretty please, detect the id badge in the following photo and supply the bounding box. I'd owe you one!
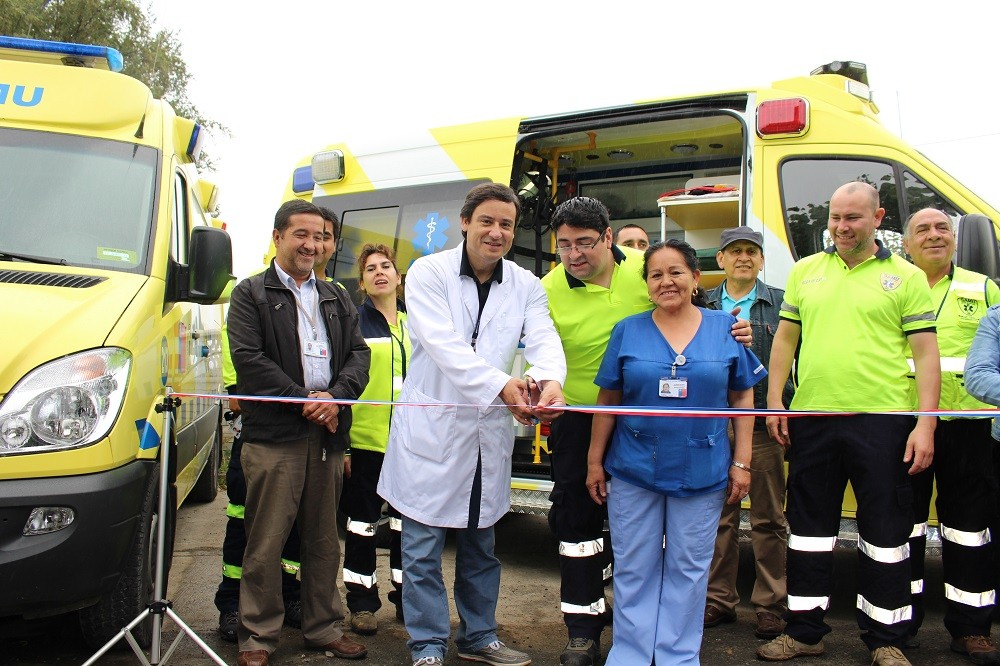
[659,377,688,398]
[304,339,329,358]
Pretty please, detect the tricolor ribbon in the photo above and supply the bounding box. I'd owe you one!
[169,391,999,419]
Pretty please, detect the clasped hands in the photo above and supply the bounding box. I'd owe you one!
[302,390,340,433]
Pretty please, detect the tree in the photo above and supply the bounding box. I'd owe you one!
[0,0,227,171]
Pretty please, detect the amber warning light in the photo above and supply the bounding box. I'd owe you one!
[757,98,808,136]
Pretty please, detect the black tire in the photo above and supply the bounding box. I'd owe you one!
[79,463,163,649]
[190,407,222,503]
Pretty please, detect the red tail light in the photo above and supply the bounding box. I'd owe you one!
[757,98,808,136]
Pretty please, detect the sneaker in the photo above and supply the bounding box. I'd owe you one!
[218,610,238,643]
[871,646,911,666]
[560,637,599,665]
[349,610,378,635]
[757,634,826,661]
[457,640,531,666]
[413,658,444,666]
[283,599,302,629]
[951,636,1000,665]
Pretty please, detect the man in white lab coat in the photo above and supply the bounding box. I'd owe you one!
[378,183,566,666]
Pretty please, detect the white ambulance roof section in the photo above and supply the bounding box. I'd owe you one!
[348,130,465,190]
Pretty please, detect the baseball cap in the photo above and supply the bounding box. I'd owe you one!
[718,227,763,250]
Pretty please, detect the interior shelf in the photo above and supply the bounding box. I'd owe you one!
[657,194,739,230]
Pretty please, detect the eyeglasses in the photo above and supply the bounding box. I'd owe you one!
[555,237,603,255]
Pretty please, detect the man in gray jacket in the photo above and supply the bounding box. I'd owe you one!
[704,227,792,641]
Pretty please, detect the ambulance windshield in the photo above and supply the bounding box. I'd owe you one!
[0,128,158,274]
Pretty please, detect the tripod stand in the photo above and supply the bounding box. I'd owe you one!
[83,392,227,666]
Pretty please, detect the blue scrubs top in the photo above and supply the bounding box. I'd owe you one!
[594,308,766,497]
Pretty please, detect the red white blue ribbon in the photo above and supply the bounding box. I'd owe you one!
[168,391,1000,419]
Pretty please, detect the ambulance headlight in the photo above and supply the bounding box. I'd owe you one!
[31,387,100,445]
[0,348,131,454]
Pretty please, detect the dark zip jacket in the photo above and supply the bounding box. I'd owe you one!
[228,260,370,450]
[707,278,794,426]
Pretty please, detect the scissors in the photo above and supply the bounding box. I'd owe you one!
[524,375,540,425]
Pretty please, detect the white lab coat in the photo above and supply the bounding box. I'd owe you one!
[377,246,566,528]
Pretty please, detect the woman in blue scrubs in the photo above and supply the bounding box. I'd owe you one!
[586,239,765,665]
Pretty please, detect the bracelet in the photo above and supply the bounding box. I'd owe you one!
[731,461,751,472]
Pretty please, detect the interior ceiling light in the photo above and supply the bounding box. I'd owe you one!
[671,143,698,156]
[607,149,633,161]
[585,153,600,160]
[709,143,724,149]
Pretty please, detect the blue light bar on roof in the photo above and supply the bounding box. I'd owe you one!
[187,123,205,161]
[292,166,314,194]
[0,35,124,72]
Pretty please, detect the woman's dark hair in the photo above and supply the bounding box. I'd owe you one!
[642,239,708,307]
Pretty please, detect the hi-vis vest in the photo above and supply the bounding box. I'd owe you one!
[909,266,998,418]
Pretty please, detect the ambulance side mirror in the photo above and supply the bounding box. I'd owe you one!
[187,226,235,304]
[956,214,1000,281]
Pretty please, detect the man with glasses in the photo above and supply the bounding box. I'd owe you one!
[541,197,750,666]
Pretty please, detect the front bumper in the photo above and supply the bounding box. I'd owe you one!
[0,460,153,618]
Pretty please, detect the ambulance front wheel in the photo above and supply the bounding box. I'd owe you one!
[79,462,169,649]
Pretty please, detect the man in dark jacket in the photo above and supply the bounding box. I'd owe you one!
[228,200,371,666]
[704,227,792,641]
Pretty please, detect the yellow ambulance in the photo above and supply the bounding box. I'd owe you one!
[281,60,999,540]
[0,36,233,646]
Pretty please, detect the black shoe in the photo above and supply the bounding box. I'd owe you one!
[284,599,302,629]
[219,610,239,643]
[561,637,600,666]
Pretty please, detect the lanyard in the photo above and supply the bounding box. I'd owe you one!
[470,281,491,350]
[292,287,321,340]
[390,318,408,379]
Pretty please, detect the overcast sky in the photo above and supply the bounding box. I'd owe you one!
[146,0,1000,279]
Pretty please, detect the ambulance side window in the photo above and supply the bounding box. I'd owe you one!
[329,194,467,302]
[780,158,903,259]
[336,207,401,297]
[171,173,190,264]
[901,169,961,226]
[780,157,960,261]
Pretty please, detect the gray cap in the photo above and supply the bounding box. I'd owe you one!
[718,227,763,250]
